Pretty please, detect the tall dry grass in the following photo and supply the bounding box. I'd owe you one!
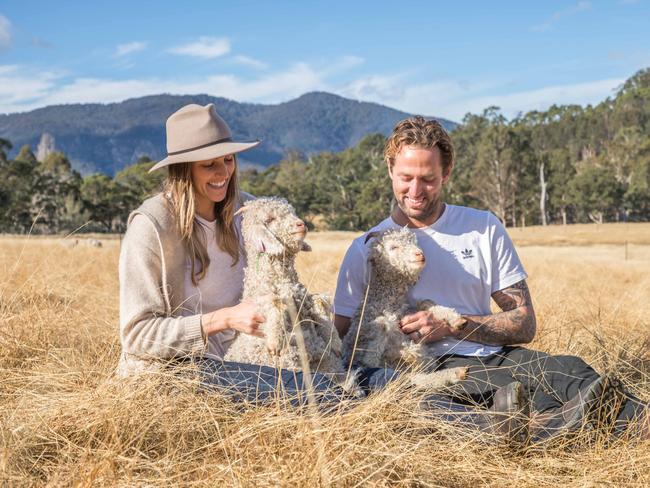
[1,225,649,486]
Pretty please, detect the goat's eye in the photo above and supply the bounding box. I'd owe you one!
[264,216,275,225]
[389,245,398,250]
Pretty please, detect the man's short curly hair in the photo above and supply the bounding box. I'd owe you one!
[384,116,455,172]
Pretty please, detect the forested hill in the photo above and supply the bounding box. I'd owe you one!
[0,92,455,175]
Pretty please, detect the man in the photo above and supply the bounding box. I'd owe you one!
[333,116,648,440]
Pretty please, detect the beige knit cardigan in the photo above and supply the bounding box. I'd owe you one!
[117,191,251,376]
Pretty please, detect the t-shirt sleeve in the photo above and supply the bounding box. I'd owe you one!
[333,239,367,318]
[489,213,528,293]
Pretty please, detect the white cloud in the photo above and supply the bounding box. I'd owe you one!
[230,55,268,70]
[0,60,331,113]
[38,63,323,107]
[556,1,592,19]
[0,64,18,75]
[0,65,61,113]
[336,55,365,70]
[114,41,147,58]
[37,77,173,105]
[456,78,623,119]
[0,14,11,49]
[212,63,324,101]
[341,73,408,102]
[340,74,624,121]
[0,60,626,122]
[531,1,592,32]
[341,75,499,119]
[168,37,231,59]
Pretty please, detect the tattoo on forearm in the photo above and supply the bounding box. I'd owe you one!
[459,280,536,346]
[491,280,532,311]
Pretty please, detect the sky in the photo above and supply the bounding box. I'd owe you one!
[0,0,649,122]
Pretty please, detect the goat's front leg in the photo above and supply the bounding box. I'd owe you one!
[307,294,343,359]
[410,367,469,390]
[349,316,391,369]
[417,299,466,331]
[258,296,284,356]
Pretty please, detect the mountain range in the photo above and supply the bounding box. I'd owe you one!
[0,92,456,175]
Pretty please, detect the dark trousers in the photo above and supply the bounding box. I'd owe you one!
[436,346,646,428]
[196,357,397,407]
[196,358,509,431]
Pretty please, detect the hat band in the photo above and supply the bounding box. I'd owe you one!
[167,136,233,156]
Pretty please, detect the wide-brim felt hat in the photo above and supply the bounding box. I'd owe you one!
[149,103,260,172]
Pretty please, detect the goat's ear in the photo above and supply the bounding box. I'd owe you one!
[253,225,285,256]
[234,206,249,217]
[364,253,375,284]
[364,231,381,244]
[300,241,312,252]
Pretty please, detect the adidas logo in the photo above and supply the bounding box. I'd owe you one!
[461,248,474,259]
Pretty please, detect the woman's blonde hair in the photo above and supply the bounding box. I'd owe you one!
[163,158,241,286]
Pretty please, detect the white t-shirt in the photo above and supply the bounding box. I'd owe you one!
[333,204,528,357]
[183,215,246,359]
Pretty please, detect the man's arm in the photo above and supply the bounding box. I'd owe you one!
[452,279,536,346]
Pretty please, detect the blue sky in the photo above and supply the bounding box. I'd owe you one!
[1,0,649,121]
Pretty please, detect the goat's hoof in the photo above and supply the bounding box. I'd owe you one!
[450,317,467,331]
[266,341,282,356]
[455,367,469,380]
[416,299,436,310]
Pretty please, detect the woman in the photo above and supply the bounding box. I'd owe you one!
[117,103,530,440]
[118,102,348,404]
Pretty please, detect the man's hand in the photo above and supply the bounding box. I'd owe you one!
[399,311,451,344]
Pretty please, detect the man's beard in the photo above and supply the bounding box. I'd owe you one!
[396,195,443,223]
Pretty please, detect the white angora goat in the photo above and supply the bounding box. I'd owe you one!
[224,197,358,394]
[342,228,468,389]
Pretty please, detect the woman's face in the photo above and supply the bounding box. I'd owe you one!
[190,154,236,213]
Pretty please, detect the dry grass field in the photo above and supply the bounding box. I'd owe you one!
[1,223,649,486]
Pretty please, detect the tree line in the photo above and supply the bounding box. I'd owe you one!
[1,68,649,234]
[0,146,164,234]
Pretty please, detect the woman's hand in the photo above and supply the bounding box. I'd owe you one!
[201,300,266,338]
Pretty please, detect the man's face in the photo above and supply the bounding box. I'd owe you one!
[388,145,452,226]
